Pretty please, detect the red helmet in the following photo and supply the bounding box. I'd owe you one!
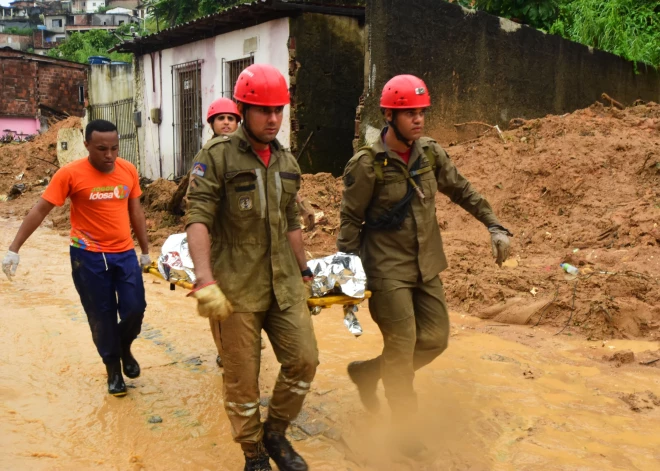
[233,63,290,107]
[380,75,431,109]
[206,97,241,123]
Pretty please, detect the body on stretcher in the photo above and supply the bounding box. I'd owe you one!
[146,264,371,308]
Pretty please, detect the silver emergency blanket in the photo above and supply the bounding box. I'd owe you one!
[307,252,367,298]
[157,233,196,284]
[343,305,363,337]
[308,252,366,337]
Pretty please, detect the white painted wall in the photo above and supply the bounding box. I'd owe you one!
[137,18,291,180]
[89,64,133,104]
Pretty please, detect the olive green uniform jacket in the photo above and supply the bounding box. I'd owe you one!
[337,135,500,282]
[186,125,304,312]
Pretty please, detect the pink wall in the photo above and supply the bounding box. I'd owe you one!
[0,117,41,137]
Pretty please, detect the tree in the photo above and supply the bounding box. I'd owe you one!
[47,31,132,64]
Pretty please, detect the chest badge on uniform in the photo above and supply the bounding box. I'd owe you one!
[238,195,253,211]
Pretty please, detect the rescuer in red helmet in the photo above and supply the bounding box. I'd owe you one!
[186,63,317,471]
[338,74,512,457]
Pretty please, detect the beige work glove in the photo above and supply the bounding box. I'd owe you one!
[488,225,513,268]
[297,197,315,230]
[187,281,234,321]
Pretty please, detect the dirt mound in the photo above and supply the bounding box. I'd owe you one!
[0,117,81,195]
[438,101,660,339]
[299,172,343,257]
[140,178,184,247]
[0,117,82,218]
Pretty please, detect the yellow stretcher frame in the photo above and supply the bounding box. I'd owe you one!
[146,264,371,308]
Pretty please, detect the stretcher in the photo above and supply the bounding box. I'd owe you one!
[146,264,371,308]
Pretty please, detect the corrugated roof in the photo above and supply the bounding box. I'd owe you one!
[111,0,364,55]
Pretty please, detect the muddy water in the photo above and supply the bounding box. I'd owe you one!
[1,219,659,470]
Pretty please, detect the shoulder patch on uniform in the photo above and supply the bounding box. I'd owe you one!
[344,173,355,188]
[191,162,207,177]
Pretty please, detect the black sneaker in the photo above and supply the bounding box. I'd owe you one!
[244,441,271,471]
[121,345,140,379]
[106,362,127,397]
[262,421,308,471]
[347,360,381,412]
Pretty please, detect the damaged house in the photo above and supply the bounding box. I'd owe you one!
[0,47,87,139]
[113,0,364,179]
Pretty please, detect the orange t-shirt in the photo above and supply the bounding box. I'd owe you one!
[42,157,142,253]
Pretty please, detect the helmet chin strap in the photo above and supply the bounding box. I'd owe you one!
[387,111,413,148]
[242,105,271,146]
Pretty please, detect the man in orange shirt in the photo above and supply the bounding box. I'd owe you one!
[2,119,151,397]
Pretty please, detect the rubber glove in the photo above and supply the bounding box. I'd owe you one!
[2,250,19,281]
[140,253,152,271]
[488,225,513,267]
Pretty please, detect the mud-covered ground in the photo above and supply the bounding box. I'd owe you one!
[1,221,659,470]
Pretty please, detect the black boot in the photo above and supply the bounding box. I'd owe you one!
[243,441,272,471]
[121,344,140,379]
[347,359,381,412]
[262,420,308,471]
[106,361,127,397]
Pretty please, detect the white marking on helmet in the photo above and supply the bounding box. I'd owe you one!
[415,87,426,95]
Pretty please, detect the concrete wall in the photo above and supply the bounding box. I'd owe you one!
[289,13,364,176]
[361,0,660,146]
[107,0,139,9]
[72,14,92,26]
[73,1,106,13]
[0,33,31,51]
[88,63,133,105]
[57,126,87,166]
[45,15,67,32]
[136,18,291,180]
[93,13,133,26]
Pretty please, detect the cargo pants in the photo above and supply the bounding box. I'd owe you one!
[209,318,222,356]
[364,275,449,417]
[219,298,319,448]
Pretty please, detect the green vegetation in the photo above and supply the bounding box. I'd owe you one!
[3,26,35,36]
[550,0,660,67]
[47,30,132,64]
[449,0,660,67]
